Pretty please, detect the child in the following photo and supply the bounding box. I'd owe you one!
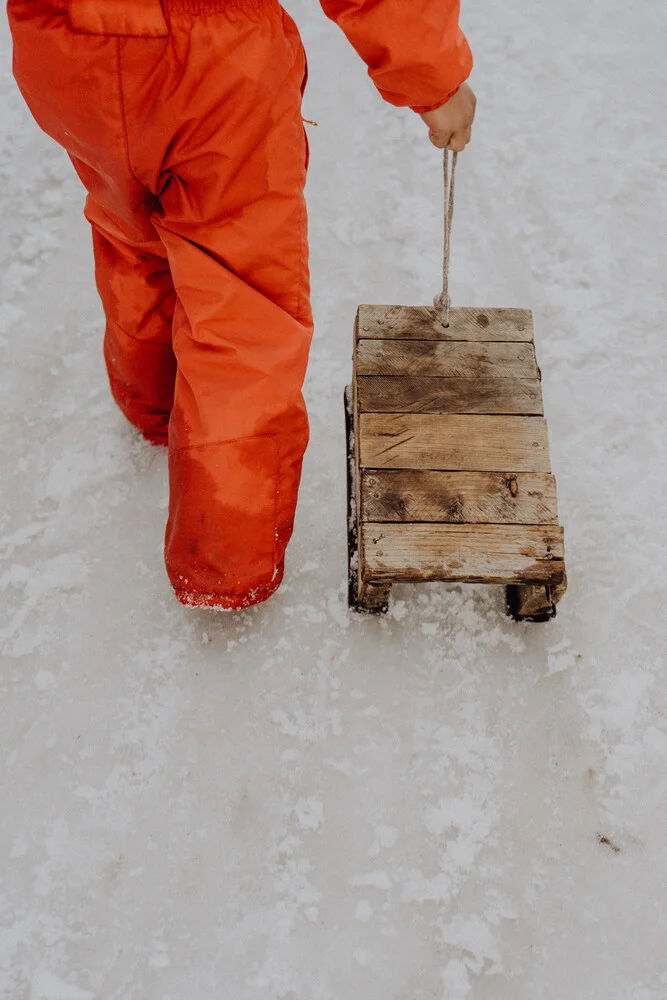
[6,0,476,610]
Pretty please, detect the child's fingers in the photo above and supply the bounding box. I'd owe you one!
[427,126,472,151]
[429,129,454,149]
[447,129,468,152]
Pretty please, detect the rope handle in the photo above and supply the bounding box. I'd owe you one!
[434,148,457,328]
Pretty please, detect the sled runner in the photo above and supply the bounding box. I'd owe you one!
[345,155,567,623]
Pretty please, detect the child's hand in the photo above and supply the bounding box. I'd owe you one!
[419,82,477,152]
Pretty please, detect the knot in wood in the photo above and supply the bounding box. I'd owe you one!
[446,496,464,520]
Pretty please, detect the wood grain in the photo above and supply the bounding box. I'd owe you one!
[360,470,559,524]
[357,375,544,414]
[356,305,534,342]
[361,523,565,585]
[356,339,539,379]
[359,413,552,472]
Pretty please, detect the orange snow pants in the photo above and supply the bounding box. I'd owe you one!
[8,0,313,609]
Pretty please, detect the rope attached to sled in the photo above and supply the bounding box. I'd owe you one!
[436,148,457,328]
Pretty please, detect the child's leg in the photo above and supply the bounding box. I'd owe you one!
[9,3,177,447]
[126,4,314,608]
[83,195,176,446]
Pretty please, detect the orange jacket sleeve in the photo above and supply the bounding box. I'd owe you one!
[319,0,473,113]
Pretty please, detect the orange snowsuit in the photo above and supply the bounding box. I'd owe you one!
[7,0,472,609]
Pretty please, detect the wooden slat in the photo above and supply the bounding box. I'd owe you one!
[356,339,539,379]
[356,305,534,342]
[359,414,551,472]
[361,523,564,585]
[360,471,558,524]
[357,376,543,414]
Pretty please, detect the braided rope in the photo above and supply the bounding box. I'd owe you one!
[435,148,457,328]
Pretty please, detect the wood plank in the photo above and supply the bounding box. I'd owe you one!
[351,327,364,609]
[361,523,564,585]
[356,339,539,379]
[360,471,558,524]
[359,414,551,472]
[356,305,534,342]
[357,376,544,414]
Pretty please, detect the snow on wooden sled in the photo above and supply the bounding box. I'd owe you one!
[345,153,567,623]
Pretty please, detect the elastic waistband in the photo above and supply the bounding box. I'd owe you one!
[163,0,274,11]
[18,0,275,15]
[164,0,273,10]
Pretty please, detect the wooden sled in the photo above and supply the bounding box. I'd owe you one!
[346,304,567,623]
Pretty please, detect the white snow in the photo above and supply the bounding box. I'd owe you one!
[1,0,666,997]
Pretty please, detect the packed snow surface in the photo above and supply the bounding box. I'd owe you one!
[1,0,666,997]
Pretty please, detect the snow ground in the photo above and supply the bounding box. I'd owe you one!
[1,0,666,997]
